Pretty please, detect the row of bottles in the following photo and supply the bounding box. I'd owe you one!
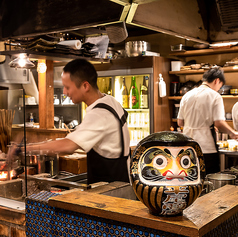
[127,112,149,127]
[130,128,150,145]
[98,76,149,109]
[121,76,149,109]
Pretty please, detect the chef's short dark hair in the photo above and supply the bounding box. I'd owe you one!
[63,59,98,89]
[202,67,226,85]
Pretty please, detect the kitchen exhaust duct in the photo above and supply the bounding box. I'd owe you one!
[105,21,128,44]
[216,0,238,32]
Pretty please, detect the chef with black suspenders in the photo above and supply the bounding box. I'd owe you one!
[7,59,131,184]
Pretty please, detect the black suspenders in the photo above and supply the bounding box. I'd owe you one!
[93,103,128,158]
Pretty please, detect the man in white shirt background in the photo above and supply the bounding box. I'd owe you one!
[178,67,238,174]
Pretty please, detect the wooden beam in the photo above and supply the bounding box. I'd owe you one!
[38,60,54,129]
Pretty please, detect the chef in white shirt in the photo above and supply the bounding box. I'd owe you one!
[232,102,238,131]
[178,67,238,174]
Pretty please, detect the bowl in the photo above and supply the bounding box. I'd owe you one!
[130,131,206,216]
[218,85,232,95]
[125,41,150,57]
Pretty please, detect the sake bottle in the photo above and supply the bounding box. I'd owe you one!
[101,78,106,93]
[107,78,112,95]
[121,77,128,108]
[140,76,148,109]
[129,76,139,109]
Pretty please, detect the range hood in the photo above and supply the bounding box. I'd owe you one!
[216,0,238,32]
[0,56,29,84]
[0,0,130,39]
[2,0,238,45]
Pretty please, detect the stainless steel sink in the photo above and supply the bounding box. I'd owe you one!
[101,183,138,200]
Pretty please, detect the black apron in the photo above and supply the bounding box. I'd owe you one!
[87,103,130,184]
[210,124,219,152]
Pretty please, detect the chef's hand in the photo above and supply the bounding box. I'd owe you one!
[228,131,238,140]
[6,142,21,169]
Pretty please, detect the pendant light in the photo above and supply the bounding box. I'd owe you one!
[9,53,35,69]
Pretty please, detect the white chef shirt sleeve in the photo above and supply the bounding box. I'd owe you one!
[213,95,226,121]
[66,108,112,152]
[177,96,185,120]
[232,102,238,130]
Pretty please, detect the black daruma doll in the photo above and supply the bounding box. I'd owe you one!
[130,131,206,216]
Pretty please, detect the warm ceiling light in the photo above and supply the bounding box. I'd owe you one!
[9,53,35,69]
[37,62,47,73]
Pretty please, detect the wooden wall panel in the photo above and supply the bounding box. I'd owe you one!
[153,57,171,132]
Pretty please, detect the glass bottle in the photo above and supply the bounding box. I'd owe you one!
[30,113,34,124]
[107,78,112,95]
[121,77,128,108]
[140,76,149,109]
[129,76,139,109]
[101,78,106,93]
[97,77,102,92]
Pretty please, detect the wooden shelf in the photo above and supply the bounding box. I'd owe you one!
[169,67,238,75]
[169,46,238,57]
[168,96,182,100]
[172,118,233,123]
[54,104,78,107]
[168,95,238,100]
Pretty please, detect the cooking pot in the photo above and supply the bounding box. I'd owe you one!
[125,41,150,57]
[206,173,236,190]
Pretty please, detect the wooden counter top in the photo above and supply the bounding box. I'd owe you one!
[48,184,238,237]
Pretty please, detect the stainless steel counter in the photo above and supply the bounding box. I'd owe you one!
[219,149,238,171]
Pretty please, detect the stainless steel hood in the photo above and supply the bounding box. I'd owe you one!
[0,56,29,84]
[0,0,130,39]
[2,0,238,45]
[0,56,39,104]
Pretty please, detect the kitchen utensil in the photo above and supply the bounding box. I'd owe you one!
[206,173,236,190]
[125,41,150,57]
[170,44,194,51]
[202,180,214,194]
[193,43,209,49]
[190,64,201,70]
[67,120,78,129]
[170,82,180,96]
[218,85,232,95]
[173,104,180,118]
[179,86,190,95]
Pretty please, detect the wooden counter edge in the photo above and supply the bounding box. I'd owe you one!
[48,190,199,237]
[48,185,238,237]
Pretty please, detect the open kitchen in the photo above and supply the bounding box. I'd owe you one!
[1,0,238,236]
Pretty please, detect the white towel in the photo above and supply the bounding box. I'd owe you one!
[58,40,82,49]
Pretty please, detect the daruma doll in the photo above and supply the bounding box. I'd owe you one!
[130,131,206,216]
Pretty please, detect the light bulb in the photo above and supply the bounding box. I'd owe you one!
[18,58,26,67]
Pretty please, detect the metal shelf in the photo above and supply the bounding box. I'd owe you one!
[0,50,110,64]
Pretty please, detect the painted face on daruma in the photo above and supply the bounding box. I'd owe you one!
[138,146,200,186]
[130,132,206,216]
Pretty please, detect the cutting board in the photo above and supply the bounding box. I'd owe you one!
[59,153,87,174]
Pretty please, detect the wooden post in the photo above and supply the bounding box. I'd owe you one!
[38,59,54,129]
